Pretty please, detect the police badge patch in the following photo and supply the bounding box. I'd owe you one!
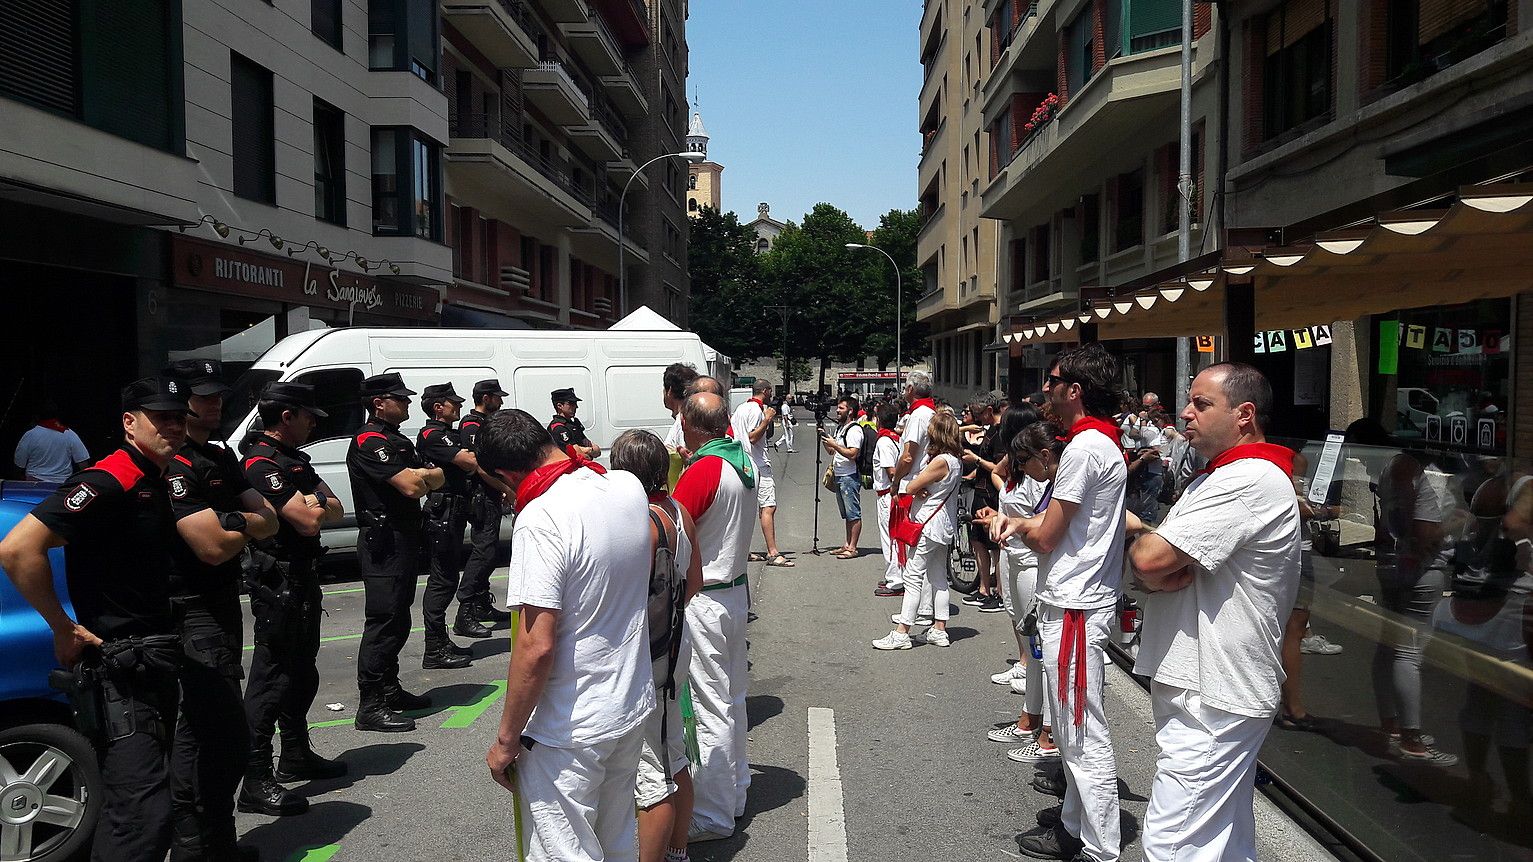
[65,484,99,512]
[169,476,189,499]
[267,473,285,492]
[376,448,390,462]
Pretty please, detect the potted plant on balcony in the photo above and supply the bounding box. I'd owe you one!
[1023,93,1060,135]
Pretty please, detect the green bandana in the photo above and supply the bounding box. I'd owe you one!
[691,437,756,489]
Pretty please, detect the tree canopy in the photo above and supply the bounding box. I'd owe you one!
[688,202,925,371]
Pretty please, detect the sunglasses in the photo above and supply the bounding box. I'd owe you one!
[1044,373,1071,388]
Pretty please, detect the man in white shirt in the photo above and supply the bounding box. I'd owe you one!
[1129,364,1301,862]
[870,401,904,592]
[1000,343,1127,862]
[674,392,759,841]
[881,372,937,597]
[731,379,791,567]
[821,395,866,558]
[662,362,699,490]
[13,403,89,482]
[481,409,655,862]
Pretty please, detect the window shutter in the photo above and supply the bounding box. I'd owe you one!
[1127,0,1180,44]
[1418,0,1489,43]
[0,0,76,114]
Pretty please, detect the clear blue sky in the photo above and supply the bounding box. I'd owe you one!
[687,1,922,231]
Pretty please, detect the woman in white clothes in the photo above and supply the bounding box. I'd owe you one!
[873,410,966,649]
[980,405,1043,686]
[979,419,1061,763]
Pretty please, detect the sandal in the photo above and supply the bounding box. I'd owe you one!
[834,549,858,559]
[748,552,768,562]
[766,554,796,567]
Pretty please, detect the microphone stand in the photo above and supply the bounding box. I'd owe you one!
[809,404,829,555]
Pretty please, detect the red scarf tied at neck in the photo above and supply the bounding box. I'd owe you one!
[908,398,936,414]
[1197,441,1295,477]
[39,419,69,433]
[1060,416,1125,453]
[515,457,607,511]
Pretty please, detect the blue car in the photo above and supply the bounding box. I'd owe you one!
[0,481,101,861]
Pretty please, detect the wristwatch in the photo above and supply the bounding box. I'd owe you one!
[219,511,249,534]
[312,490,329,510]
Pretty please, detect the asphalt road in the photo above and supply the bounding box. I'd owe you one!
[232,426,1336,861]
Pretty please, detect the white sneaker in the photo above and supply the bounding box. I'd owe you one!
[1301,634,1343,655]
[916,628,951,647]
[1009,676,1028,695]
[988,724,1039,743]
[991,664,1023,685]
[872,631,913,650]
[1007,740,1061,763]
[893,612,935,626]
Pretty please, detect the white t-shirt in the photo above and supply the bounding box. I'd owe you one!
[1038,428,1127,610]
[14,425,89,483]
[910,453,962,544]
[872,433,900,493]
[672,451,756,586]
[730,400,771,472]
[664,415,684,450]
[506,468,656,747]
[832,423,865,477]
[1134,457,1302,718]
[1000,476,1050,568]
[897,405,935,492]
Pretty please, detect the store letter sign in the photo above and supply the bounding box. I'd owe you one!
[1405,325,1426,349]
[1195,335,1215,353]
[1485,331,1503,354]
[1479,418,1496,450]
[1450,416,1468,446]
[1267,330,1288,353]
[1312,325,1333,346]
[1457,329,1478,352]
[1254,333,1266,354]
[1431,327,1455,353]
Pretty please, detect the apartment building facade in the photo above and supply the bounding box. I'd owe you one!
[980,0,1214,396]
[918,0,1002,403]
[0,0,687,458]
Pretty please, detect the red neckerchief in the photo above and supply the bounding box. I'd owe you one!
[909,398,936,414]
[748,397,765,408]
[876,428,901,444]
[1061,416,1125,454]
[515,457,607,510]
[1197,441,1295,477]
[39,419,68,433]
[647,491,670,503]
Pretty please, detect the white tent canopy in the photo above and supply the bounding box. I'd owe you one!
[609,306,732,380]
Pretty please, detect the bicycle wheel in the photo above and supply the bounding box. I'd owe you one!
[948,504,980,594]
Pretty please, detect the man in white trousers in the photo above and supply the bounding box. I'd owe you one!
[673,392,758,841]
[1001,343,1127,862]
[871,401,904,592]
[882,371,937,605]
[1129,364,1300,862]
[481,409,655,862]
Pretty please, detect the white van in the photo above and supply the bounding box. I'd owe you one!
[220,327,707,552]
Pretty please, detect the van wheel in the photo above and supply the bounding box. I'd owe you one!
[0,723,100,861]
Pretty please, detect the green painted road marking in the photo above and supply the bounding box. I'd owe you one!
[439,680,507,729]
[289,845,340,862]
[244,626,427,652]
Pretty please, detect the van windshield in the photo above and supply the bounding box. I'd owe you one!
[220,369,281,443]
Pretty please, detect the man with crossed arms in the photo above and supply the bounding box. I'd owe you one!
[1128,364,1300,862]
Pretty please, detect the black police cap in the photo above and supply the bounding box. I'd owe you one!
[360,373,416,399]
[421,383,465,404]
[122,377,196,415]
[260,381,329,418]
[162,358,232,396]
[473,379,509,399]
[550,387,581,405]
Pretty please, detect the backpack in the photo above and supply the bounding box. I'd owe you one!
[646,502,687,699]
[853,422,877,488]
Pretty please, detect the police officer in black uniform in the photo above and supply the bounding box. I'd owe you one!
[0,378,193,862]
[239,381,348,816]
[347,372,444,732]
[416,383,475,669]
[548,387,601,460]
[160,359,280,860]
[453,379,513,636]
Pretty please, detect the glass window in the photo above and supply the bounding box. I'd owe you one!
[1375,298,1512,451]
[1114,169,1144,252]
[231,53,275,204]
[314,99,346,225]
[312,0,343,49]
[368,0,436,83]
[291,368,367,443]
[371,127,441,239]
[1261,0,1332,140]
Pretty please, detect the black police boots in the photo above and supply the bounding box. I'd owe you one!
[384,682,432,712]
[474,600,512,623]
[423,633,472,669]
[275,730,348,782]
[355,688,416,733]
[237,763,309,816]
[453,605,493,639]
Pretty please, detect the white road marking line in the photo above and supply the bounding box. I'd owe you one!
[807,707,848,862]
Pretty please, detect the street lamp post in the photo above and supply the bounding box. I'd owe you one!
[846,243,902,387]
[618,150,706,318]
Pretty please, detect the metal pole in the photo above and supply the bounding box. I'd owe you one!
[1175,0,1194,411]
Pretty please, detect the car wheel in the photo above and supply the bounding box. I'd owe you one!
[0,722,100,861]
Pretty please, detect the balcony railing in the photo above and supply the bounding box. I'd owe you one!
[449,111,589,207]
